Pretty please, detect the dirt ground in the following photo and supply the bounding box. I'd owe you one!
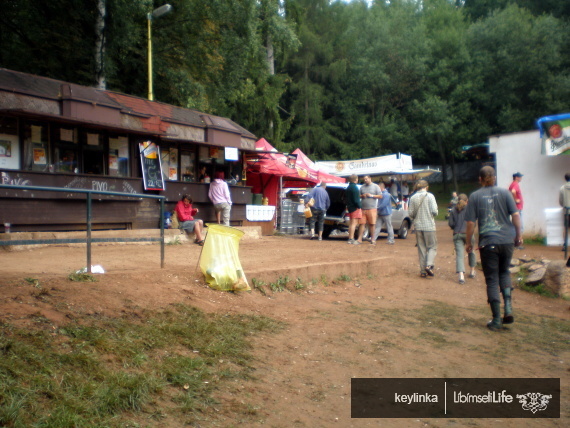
[1,222,569,427]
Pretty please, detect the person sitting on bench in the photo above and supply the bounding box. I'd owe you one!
[175,194,205,246]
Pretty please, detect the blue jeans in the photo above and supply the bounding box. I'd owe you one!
[310,208,325,234]
[479,244,514,303]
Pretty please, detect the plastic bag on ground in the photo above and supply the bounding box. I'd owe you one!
[199,224,250,291]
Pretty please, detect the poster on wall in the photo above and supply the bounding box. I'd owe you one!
[225,147,239,161]
[87,133,100,146]
[109,155,118,171]
[169,147,178,180]
[139,141,165,191]
[33,148,47,165]
[60,128,74,143]
[0,140,12,157]
[31,125,43,143]
[0,134,20,169]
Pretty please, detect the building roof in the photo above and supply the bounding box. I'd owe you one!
[0,68,255,143]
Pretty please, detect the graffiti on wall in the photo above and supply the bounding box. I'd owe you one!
[1,172,140,196]
[1,172,31,186]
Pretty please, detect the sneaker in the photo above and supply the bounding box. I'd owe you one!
[347,239,355,244]
[387,241,395,245]
[310,235,316,240]
[318,237,322,241]
[425,265,435,277]
[353,240,361,245]
[468,273,476,279]
[370,241,376,245]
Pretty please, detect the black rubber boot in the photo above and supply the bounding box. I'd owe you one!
[487,301,503,331]
[502,288,514,324]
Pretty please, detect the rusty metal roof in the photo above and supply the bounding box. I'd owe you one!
[0,67,255,139]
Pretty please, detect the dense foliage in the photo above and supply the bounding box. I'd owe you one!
[0,0,569,164]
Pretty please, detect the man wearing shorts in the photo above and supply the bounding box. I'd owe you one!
[346,174,362,244]
[358,175,382,245]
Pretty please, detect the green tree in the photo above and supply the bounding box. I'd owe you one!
[281,0,348,156]
[413,0,476,191]
[467,4,570,135]
[338,0,428,158]
[0,0,99,84]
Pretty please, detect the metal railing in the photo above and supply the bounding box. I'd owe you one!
[0,184,165,271]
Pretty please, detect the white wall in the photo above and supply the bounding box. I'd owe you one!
[489,130,568,238]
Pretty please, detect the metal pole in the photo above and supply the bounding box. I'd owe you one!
[147,14,153,100]
[160,198,165,268]
[86,192,92,273]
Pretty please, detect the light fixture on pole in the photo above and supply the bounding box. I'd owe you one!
[147,4,172,101]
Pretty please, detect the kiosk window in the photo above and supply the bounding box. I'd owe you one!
[23,121,49,172]
[161,147,178,181]
[109,136,129,177]
[55,148,77,173]
[82,132,105,175]
[54,126,78,173]
[181,150,196,182]
[0,116,20,170]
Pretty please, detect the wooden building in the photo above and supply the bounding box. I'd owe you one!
[0,68,257,232]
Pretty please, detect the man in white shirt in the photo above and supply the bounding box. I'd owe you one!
[408,180,438,277]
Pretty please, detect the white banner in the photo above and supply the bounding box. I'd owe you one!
[316,154,413,177]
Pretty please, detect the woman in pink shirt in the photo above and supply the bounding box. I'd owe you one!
[208,171,232,226]
[175,194,205,245]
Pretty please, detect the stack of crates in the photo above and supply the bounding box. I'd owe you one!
[279,200,306,234]
[292,202,307,234]
[279,199,294,234]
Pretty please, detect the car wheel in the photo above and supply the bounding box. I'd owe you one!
[397,220,409,239]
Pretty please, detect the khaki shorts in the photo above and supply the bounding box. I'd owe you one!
[359,209,377,225]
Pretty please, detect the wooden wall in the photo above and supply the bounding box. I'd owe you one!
[0,169,252,232]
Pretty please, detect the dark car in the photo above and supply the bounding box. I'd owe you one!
[322,183,411,239]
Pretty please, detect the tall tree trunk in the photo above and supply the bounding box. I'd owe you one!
[94,0,106,89]
[450,155,458,192]
[266,33,274,76]
[304,62,310,154]
[437,135,448,195]
[266,31,274,137]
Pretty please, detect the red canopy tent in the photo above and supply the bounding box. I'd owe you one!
[291,148,346,184]
[245,139,318,206]
[246,139,346,206]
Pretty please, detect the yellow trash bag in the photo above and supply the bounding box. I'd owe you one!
[199,224,250,291]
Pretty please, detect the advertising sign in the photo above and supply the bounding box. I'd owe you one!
[537,113,570,156]
[139,141,165,191]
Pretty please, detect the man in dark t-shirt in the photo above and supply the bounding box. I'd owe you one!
[346,174,362,244]
[465,166,522,332]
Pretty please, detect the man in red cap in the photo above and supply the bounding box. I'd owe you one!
[509,172,524,249]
